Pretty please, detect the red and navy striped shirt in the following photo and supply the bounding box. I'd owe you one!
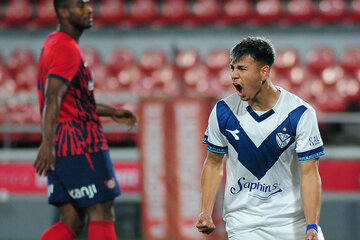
[37,31,108,157]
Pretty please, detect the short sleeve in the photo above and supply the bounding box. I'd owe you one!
[203,103,228,154]
[295,107,325,162]
[47,42,81,85]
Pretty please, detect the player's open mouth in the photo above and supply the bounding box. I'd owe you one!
[233,83,242,93]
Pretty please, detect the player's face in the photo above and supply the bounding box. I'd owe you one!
[67,0,93,30]
[230,56,269,101]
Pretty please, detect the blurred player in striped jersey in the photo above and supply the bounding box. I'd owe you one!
[196,36,325,240]
[34,0,137,239]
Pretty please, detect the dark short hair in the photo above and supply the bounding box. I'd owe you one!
[230,36,276,67]
[54,0,70,18]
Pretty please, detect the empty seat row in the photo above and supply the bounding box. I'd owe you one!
[1,0,360,28]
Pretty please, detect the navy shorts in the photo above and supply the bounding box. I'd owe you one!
[47,151,121,208]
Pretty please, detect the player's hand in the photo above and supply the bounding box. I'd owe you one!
[196,212,216,235]
[33,142,55,176]
[112,109,137,130]
[305,229,319,240]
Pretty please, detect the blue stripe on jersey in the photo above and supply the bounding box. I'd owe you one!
[298,146,325,162]
[47,73,70,86]
[246,105,275,122]
[203,135,228,154]
[216,100,307,180]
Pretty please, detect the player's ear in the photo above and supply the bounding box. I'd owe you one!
[58,7,70,19]
[260,65,270,80]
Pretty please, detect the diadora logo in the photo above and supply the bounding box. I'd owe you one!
[226,129,240,140]
[68,184,98,199]
[230,177,282,200]
[276,130,291,148]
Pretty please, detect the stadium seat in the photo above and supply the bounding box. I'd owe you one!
[107,49,135,76]
[117,65,142,90]
[321,65,344,86]
[139,49,167,75]
[253,0,282,24]
[348,0,360,23]
[273,48,300,73]
[222,0,252,25]
[149,65,180,96]
[95,0,125,26]
[205,49,230,74]
[7,49,36,77]
[190,0,220,25]
[336,75,360,103]
[175,49,201,74]
[217,66,232,87]
[316,0,347,24]
[341,47,360,74]
[92,64,109,89]
[285,0,314,24]
[34,0,57,27]
[15,64,37,92]
[128,0,157,26]
[306,47,336,74]
[3,0,33,27]
[83,48,102,69]
[288,65,309,88]
[316,87,348,112]
[159,0,187,25]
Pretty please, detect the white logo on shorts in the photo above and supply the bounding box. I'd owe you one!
[68,184,97,199]
[48,184,54,197]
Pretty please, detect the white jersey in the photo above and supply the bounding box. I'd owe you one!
[203,87,325,238]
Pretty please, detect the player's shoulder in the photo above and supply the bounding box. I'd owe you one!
[218,92,241,107]
[45,31,79,53]
[278,86,315,112]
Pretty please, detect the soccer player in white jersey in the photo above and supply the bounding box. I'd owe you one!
[196,37,326,240]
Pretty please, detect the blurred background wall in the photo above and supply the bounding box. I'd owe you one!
[0,0,359,239]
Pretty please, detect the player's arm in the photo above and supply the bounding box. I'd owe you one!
[196,150,225,235]
[34,77,68,176]
[300,158,322,240]
[96,103,137,128]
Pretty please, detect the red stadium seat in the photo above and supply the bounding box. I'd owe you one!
[128,0,157,26]
[150,65,180,95]
[95,0,125,26]
[336,75,360,103]
[7,49,36,77]
[205,49,230,74]
[321,65,345,87]
[190,0,220,25]
[34,0,57,27]
[92,64,108,89]
[316,0,347,24]
[316,87,348,112]
[83,48,102,69]
[107,49,135,76]
[117,65,142,90]
[175,49,201,74]
[306,47,336,74]
[273,48,300,74]
[253,0,282,24]
[341,47,360,74]
[288,65,310,88]
[15,64,37,92]
[348,0,360,23]
[285,0,314,24]
[3,0,32,27]
[159,0,187,25]
[139,49,167,75]
[222,0,252,25]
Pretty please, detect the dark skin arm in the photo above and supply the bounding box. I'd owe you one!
[34,77,68,176]
[96,103,137,129]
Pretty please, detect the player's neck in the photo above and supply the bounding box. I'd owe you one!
[248,82,280,111]
[57,24,83,42]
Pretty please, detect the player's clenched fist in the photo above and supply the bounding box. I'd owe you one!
[196,212,216,234]
[305,229,318,240]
